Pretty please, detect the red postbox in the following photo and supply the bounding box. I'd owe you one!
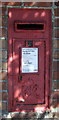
[8,8,52,112]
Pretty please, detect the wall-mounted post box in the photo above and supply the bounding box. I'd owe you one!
[8,8,52,112]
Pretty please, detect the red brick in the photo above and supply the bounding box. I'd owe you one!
[53,40,59,49]
[53,61,59,70]
[53,71,59,80]
[0,102,7,110]
[55,29,59,38]
[54,8,59,16]
[24,2,52,7]
[53,81,59,89]
[0,72,7,80]
[0,82,7,90]
[55,19,59,27]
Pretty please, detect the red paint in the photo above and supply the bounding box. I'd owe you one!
[8,8,52,112]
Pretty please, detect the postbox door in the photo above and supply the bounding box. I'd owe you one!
[12,39,45,111]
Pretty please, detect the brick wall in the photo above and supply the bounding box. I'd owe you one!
[51,4,59,108]
[0,2,59,116]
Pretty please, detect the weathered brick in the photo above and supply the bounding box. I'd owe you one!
[0,7,2,16]
[2,28,7,37]
[0,2,2,5]
[2,18,7,27]
[0,102,7,110]
[2,2,9,5]
[52,91,59,99]
[0,17,2,26]
[53,81,59,89]
[0,82,2,91]
[0,40,2,49]
[53,40,59,49]
[0,61,7,70]
[55,2,59,6]
[0,28,2,37]
[0,39,7,49]
[24,2,52,7]
[53,71,59,80]
[55,19,59,27]
[53,61,59,70]
[0,93,2,102]
[2,50,7,59]
[51,91,59,107]
[0,62,2,70]
[2,62,7,70]
[2,39,7,49]
[54,8,59,16]
[53,51,59,59]
[1,92,7,100]
[2,7,7,16]
[0,29,7,37]
[0,82,7,90]
[0,72,7,80]
[55,29,59,38]
[24,2,32,6]
[2,2,22,6]
[2,2,52,7]
[0,92,2,100]
[0,51,2,59]
[51,100,59,108]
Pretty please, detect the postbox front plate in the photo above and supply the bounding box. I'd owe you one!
[12,39,45,111]
[8,8,52,112]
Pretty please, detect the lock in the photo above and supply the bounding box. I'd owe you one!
[18,75,22,82]
[20,75,22,80]
[28,41,33,47]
